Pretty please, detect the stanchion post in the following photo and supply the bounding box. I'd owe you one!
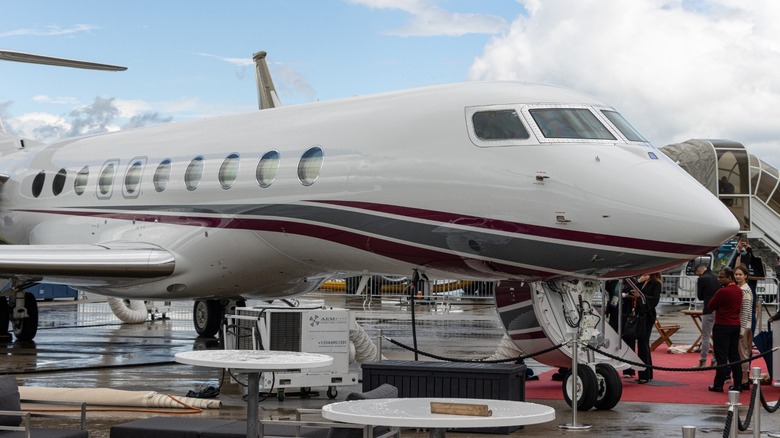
[559,326,591,430]
[752,366,761,438]
[681,425,696,438]
[728,390,740,438]
[376,328,382,362]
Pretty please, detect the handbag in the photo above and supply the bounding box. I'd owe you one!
[623,312,645,339]
[622,280,647,339]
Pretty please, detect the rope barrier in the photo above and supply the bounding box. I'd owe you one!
[382,335,566,363]
[738,383,757,431]
[385,330,780,437]
[722,408,734,438]
[587,344,778,372]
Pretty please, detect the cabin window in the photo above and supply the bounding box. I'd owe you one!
[472,110,530,140]
[32,171,45,198]
[601,110,647,142]
[124,160,144,196]
[75,166,89,196]
[219,153,240,189]
[256,150,280,188]
[98,163,116,196]
[154,159,171,192]
[185,156,204,191]
[298,146,323,186]
[52,169,67,196]
[529,108,616,140]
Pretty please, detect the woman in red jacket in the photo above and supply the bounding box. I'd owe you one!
[708,268,743,392]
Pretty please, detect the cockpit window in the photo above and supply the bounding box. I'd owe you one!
[529,108,616,140]
[601,110,647,142]
[472,110,530,140]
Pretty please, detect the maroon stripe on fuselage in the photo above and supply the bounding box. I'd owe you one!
[509,330,548,340]
[310,200,710,255]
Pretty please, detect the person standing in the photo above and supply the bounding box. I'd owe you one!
[734,265,753,389]
[708,268,743,392]
[626,273,662,383]
[731,239,759,332]
[695,264,720,367]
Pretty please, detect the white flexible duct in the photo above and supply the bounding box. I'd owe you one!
[107,298,148,324]
[349,324,384,364]
[484,332,524,362]
[19,386,220,409]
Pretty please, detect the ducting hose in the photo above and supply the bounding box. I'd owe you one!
[349,324,384,364]
[484,332,524,361]
[107,298,148,324]
[19,386,220,409]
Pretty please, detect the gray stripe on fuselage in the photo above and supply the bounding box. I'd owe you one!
[63,203,674,274]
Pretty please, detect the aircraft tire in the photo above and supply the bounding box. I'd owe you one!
[12,292,38,342]
[593,363,622,410]
[193,300,222,337]
[562,365,598,411]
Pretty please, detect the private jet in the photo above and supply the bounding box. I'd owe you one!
[0,50,739,409]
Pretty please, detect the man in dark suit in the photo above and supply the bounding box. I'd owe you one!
[696,264,720,367]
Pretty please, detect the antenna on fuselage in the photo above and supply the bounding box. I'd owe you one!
[0,49,126,71]
[253,51,281,110]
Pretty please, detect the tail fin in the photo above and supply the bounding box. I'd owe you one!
[252,51,281,110]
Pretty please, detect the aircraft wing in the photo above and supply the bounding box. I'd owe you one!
[0,242,175,287]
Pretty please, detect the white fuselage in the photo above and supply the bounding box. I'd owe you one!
[0,82,738,299]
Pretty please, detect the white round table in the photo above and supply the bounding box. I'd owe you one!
[322,397,555,438]
[175,350,333,438]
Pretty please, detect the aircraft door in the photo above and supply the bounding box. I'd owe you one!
[716,146,751,231]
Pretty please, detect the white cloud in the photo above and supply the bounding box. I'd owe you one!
[196,52,254,68]
[348,0,509,36]
[196,52,316,103]
[468,0,780,167]
[5,111,70,144]
[32,95,80,106]
[0,24,97,37]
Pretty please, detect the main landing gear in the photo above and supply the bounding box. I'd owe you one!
[193,298,245,337]
[1,281,39,342]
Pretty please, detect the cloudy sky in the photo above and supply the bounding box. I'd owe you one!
[2,0,780,167]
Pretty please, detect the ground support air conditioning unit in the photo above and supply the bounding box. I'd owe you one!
[224,303,358,401]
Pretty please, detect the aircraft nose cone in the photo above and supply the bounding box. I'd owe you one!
[609,160,739,249]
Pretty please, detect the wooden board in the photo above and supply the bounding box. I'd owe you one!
[430,401,492,417]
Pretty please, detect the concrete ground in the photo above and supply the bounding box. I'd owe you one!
[3,292,780,437]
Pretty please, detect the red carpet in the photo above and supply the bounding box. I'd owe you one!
[526,345,780,405]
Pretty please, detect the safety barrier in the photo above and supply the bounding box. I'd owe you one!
[661,274,780,305]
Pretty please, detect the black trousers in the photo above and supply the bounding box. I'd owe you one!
[623,313,655,380]
[712,324,742,388]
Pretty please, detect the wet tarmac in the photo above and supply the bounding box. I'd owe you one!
[2,293,780,437]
